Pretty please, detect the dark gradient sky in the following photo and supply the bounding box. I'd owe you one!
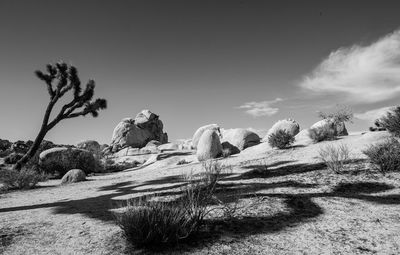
[1,0,400,144]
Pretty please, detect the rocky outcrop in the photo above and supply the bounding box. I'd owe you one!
[294,129,313,146]
[335,121,348,136]
[158,143,179,151]
[77,140,101,158]
[262,119,300,142]
[39,147,96,177]
[221,128,260,151]
[192,124,221,149]
[196,130,222,161]
[110,110,168,152]
[61,169,86,184]
[145,140,162,148]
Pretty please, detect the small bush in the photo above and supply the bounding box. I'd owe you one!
[363,138,400,174]
[309,125,336,143]
[177,159,190,165]
[114,198,198,248]
[318,143,350,173]
[268,130,295,149]
[4,153,24,164]
[114,160,223,249]
[0,168,47,190]
[379,106,400,137]
[100,158,137,172]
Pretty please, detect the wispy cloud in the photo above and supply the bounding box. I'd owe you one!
[354,106,393,122]
[299,29,400,103]
[237,98,283,117]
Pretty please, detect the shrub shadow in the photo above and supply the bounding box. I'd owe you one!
[227,161,326,181]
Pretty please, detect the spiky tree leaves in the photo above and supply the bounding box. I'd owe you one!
[14,62,107,170]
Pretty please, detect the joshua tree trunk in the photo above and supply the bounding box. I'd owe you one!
[13,102,55,170]
[13,62,107,170]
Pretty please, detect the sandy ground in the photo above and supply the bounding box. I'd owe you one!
[1,131,400,255]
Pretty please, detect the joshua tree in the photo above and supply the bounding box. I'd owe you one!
[14,62,107,170]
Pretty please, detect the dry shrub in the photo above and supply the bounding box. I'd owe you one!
[100,158,137,172]
[176,159,190,165]
[4,153,24,164]
[0,168,47,190]
[114,160,223,249]
[318,143,350,173]
[114,197,198,248]
[309,125,336,143]
[363,138,400,174]
[379,106,400,137]
[268,130,295,149]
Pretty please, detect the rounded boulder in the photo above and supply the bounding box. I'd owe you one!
[39,147,96,177]
[61,169,86,184]
[263,119,300,142]
[221,128,260,151]
[192,124,221,149]
[196,130,222,161]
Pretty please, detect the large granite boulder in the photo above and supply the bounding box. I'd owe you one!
[221,128,260,151]
[335,121,349,136]
[192,124,221,149]
[196,130,222,161]
[77,140,101,158]
[294,129,313,145]
[39,147,96,177]
[61,169,86,184]
[110,110,168,152]
[158,143,179,151]
[310,119,348,136]
[262,119,300,142]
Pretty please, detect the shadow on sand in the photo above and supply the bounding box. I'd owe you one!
[1,160,399,252]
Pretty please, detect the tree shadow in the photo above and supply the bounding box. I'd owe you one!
[1,157,399,253]
[0,175,189,221]
[226,161,326,181]
[169,180,399,252]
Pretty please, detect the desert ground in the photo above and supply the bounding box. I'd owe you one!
[1,130,400,255]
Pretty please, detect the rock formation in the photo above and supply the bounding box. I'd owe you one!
[110,110,168,152]
[196,129,222,161]
[39,147,96,177]
[221,128,260,151]
[192,124,221,149]
[310,119,348,136]
[61,169,86,184]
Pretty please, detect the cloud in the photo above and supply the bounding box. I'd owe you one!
[299,29,400,103]
[237,98,283,117]
[354,106,394,122]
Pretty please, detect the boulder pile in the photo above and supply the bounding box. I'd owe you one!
[110,110,168,152]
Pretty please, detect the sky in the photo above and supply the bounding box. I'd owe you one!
[1,0,400,145]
